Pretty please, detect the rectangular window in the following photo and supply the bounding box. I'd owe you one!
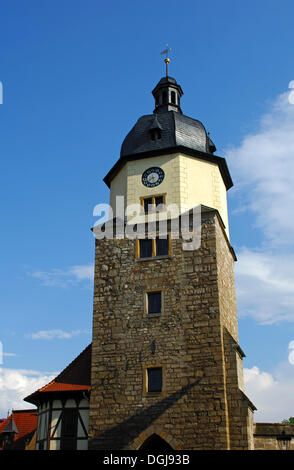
[139,239,153,258]
[141,194,166,213]
[147,367,162,393]
[136,235,171,259]
[147,291,162,314]
[156,237,169,256]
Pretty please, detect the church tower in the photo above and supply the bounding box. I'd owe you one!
[88,65,255,450]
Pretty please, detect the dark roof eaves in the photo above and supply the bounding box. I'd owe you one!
[103,146,233,190]
[24,388,90,406]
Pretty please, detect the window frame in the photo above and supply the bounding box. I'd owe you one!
[144,289,163,317]
[135,234,172,260]
[171,90,176,105]
[143,365,165,396]
[140,193,167,214]
[138,238,153,259]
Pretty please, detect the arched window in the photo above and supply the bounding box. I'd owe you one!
[171,91,176,104]
[149,129,161,141]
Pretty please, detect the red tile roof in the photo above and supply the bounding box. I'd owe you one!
[38,381,90,393]
[0,410,37,450]
[24,344,91,405]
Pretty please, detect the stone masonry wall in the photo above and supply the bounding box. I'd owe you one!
[254,423,294,450]
[88,210,252,450]
[215,216,256,449]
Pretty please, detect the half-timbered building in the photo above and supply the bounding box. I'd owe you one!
[24,344,91,450]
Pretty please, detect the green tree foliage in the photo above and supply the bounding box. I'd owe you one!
[282,417,294,424]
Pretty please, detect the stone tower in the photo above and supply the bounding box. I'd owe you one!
[88,72,256,450]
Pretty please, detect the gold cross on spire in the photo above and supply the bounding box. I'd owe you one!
[160,44,172,77]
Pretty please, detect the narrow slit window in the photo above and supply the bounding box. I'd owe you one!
[147,291,162,314]
[149,129,161,141]
[147,367,162,393]
[144,197,153,213]
[155,195,164,211]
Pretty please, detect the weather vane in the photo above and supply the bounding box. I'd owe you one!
[160,44,172,77]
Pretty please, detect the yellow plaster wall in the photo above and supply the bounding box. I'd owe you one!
[109,153,229,236]
[109,164,128,214]
[185,155,229,237]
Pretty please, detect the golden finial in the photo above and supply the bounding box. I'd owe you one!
[160,44,172,77]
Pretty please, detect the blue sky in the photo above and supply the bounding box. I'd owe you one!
[0,0,294,421]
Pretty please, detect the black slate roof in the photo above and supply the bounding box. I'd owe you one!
[104,75,232,190]
[120,111,214,158]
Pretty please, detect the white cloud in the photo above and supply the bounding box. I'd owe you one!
[224,91,294,421]
[289,351,294,366]
[225,88,294,324]
[244,363,294,422]
[0,368,56,418]
[68,265,94,281]
[235,248,294,324]
[26,329,90,340]
[288,341,294,365]
[245,366,275,391]
[226,90,294,245]
[27,264,94,288]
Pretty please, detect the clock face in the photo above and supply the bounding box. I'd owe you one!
[142,167,165,187]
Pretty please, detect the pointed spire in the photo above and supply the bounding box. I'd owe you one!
[160,45,172,77]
